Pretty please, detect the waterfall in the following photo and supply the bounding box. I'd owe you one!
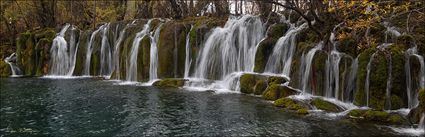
[184,25,194,78]
[194,15,264,80]
[345,57,358,102]
[264,23,307,76]
[126,20,153,81]
[300,42,323,94]
[385,54,392,110]
[420,113,425,130]
[405,46,425,108]
[4,53,21,76]
[383,22,401,43]
[324,50,342,99]
[149,23,163,81]
[110,23,130,79]
[83,25,105,76]
[364,53,375,107]
[49,24,78,76]
[100,23,112,76]
[364,43,392,107]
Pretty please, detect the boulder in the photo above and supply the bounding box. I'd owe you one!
[311,98,344,113]
[263,84,299,101]
[274,97,309,114]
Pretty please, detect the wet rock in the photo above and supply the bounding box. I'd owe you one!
[348,109,407,125]
[254,23,288,73]
[407,89,425,124]
[311,98,344,113]
[153,78,187,88]
[274,97,309,114]
[240,73,267,94]
[263,84,299,101]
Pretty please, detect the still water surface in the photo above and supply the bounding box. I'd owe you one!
[0,78,399,136]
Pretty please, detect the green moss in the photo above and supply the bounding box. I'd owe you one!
[253,80,267,95]
[348,109,367,117]
[390,95,403,110]
[297,108,309,115]
[240,74,257,94]
[419,89,425,104]
[274,98,306,110]
[263,84,298,101]
[0,60,11,77]
[267,76,287,85]
[395,34,414,47]
[311,98,342,112]
[388,115,403,124]
[152,78,187,88]
[354,48,376,106]
[364,110,390,122]
[253,24,287,73]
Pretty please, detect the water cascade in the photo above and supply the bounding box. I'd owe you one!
[126,20,153,81]
[345,57,358,102]
[194,15,264,80]
[405,46,425,108]
[300,42,324,94]
[99,23,112,76]
[49,24,79,76]
[364,43,392,107]
[4,53,21,76]
[184,26,194,78]
[109,23,131,79]
[148,23,163,81]
[84,25,105,75]
[264,23,308,76]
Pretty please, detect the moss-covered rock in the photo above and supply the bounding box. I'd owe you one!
[407,89,425,124]
[354,48,376,107]
[274,98,305,109]
[253,80,267,95]
[0,60,11,77]
[263,84,299,101]
[267,76,287,85]
[253,23,288,73]
[152,78,187,88]
[348,109,406,125]
[240,74,267,94]
[311,98,344,113]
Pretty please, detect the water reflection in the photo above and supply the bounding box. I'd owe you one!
[1,78,399,136]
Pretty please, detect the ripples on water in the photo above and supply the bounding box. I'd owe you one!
[0,78,400,136]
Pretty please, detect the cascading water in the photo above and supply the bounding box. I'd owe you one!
[345,57,358,102]
[383,22,401,43]
[264,23,308,76]
[384,53,393,110]
[184,25,194,78]
[4,53,21,76]
[83,25,105,76]
[49,24,79,76]
[110,23,130,79]
[126,20,153,81]
[405,46,425,108]
[300,42,323,94]
[194,15,264,80]
[99,23,112,76]
[148,23,163,81]
[364,43,392,107]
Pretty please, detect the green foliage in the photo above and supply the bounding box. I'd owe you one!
[274,98,307,112]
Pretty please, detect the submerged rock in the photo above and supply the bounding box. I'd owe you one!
[153,78,187,88]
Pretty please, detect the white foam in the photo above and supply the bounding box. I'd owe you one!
[41,75,92,79]
[389,127,424,136]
